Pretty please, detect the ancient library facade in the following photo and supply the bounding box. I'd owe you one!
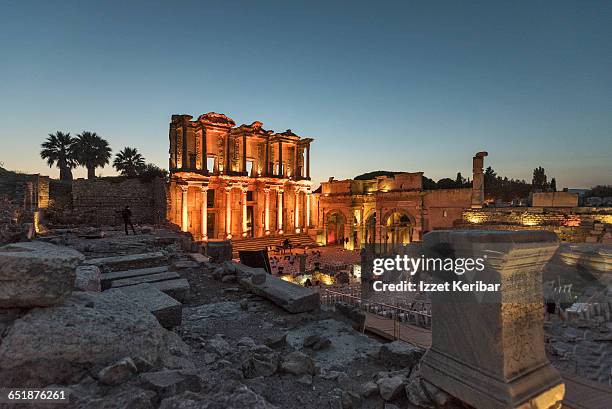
[168,112,313,241]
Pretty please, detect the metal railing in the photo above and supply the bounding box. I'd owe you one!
[321,288,432,339]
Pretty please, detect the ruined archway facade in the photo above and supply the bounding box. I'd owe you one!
[308,153,487,249]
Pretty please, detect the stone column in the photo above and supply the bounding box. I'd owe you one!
[306,144,310,179]
[182,124,188,169]
[200,185,208,240]
[180,185,188,232]
[264,188,270,235]
[295,189,301,233]
[265,139,270,176]
[242,187,248,237]
[242,135,247,174]
[471,151,488,209]
[306,190,311,228]
[225,187,232,239]
[277,188,284,234]
[202,128,208,173]
[420,230,564,409]
[278,141,283,177]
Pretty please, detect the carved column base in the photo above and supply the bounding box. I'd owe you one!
[421,230,564,409]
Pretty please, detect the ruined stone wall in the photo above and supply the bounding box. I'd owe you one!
[532,192,579,207]
[423,188,472,230]
[460,207,612,243]
[72,177,167,226]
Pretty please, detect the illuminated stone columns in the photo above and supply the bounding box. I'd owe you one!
[241,187,248,237]
[225,186,232,239]
[180,185,188,232]
[200,185,208,241]
[277,188,284,234]
[264,188,271,235]
[295,188,301,233]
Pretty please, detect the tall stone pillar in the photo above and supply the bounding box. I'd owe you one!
[264,188,270,235]
[306,190,311,228]
[421,230,564,409]
[182,124,189,169]
[471,151,488,209]
[295,189,301,233]
[180,185,188,232]
[242,187,248,237]
[278,141,283,177]
[265,139,270,176]
[201,128,208,173]
[306,144,310,179]
[225,187,232,239]
[200,185,208,240]
[242,135,247,174]
[277,189,284,234]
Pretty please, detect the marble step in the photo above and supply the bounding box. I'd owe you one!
[83,252,167,272]
[110,271,181,289]
[101,266,170,290]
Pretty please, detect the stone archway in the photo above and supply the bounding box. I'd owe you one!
[383,210,414,247]
[325,211,347,246]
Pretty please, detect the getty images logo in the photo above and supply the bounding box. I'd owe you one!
[372,255,487,276]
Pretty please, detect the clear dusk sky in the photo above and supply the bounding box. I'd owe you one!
[1,0,611,189]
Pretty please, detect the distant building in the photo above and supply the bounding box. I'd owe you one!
[308,153,488,249]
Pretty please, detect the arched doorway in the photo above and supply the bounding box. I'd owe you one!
[364,212,376,245]
[326,211,346,245]
[385,211,413,247]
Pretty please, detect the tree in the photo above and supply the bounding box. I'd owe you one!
[113,147,146,176]
[532,166,547,192]
[422,176,437,190]
[74,132,112,179]
[436,178,457,189]
[550,178,557,192]
[455,172,465,187]
[40,131,77,181]
[139,163,168,180]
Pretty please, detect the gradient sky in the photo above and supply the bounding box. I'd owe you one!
[1,0,610,189]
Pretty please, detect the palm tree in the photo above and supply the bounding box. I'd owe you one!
[40,131,77,181]
[113,147,146,176]
[74,131,112,179]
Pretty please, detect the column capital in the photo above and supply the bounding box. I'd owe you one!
[179,184,189,192]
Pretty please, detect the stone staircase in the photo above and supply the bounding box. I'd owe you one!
[231,233,318,256]
[83,251,193,328]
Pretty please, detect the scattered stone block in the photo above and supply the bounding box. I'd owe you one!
[361,381,379,397]
[110,271,181,288]
[97,357,137,385]
[83,251,167,272]
[171,260,200,270]
[239,274,320,313]
[107,284,182,328]
[100,266,170,290]
[139,369,203,398]
[377,376,404,401]
[75,265,101,292]
[151,278,190,302]
[188,253,211,265]
[378,341,424,369]
[0,241,84,308]
[279,351,317,375]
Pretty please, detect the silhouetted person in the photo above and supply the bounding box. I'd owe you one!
[122,205,136,235]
